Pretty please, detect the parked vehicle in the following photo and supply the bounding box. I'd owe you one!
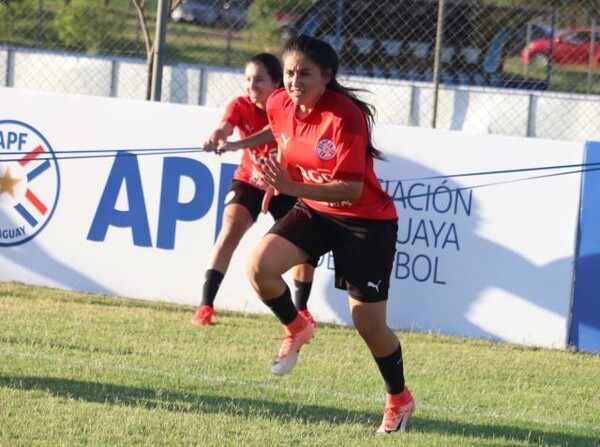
[171,0,248,29]
[171,0,219,26]
[293,0,548,89]
[219,0,249,29]
[521,28,600,69]
[506,21,556,56]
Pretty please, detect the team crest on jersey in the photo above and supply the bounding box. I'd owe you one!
[315,139,336,160]
[0,120,61,247]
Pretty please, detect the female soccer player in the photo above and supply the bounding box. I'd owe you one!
[192,53,315,327]
[246,36,415,434]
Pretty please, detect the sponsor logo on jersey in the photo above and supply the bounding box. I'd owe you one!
[280,132,291,150]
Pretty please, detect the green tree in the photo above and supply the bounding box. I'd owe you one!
[0,0,37,44]
[246,0,312,52]
[53,0,121,54]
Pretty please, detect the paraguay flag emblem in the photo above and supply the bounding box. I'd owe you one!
[315,138,336,160]
[0,120,60,247]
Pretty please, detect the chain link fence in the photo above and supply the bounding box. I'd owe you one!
[1,0,599,141]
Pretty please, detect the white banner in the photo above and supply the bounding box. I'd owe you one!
[0,87,583,348]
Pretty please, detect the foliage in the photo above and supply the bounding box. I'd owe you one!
[0,0,39,43]
[53,0,123,54]
[246,0,312,53]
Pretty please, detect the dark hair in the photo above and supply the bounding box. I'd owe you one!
[247,53,283,88]
[282,35,384,160]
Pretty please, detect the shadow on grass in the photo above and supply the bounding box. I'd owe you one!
[2,375,599,445]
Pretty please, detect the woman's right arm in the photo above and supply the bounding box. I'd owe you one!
[203,122,234,151]
[216,126,274,154]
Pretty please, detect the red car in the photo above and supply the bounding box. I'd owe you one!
[521,28,600,69]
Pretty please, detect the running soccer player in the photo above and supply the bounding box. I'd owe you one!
[191,53,315,327]
[246,36,415,434]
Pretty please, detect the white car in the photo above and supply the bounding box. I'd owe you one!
[171,0,248,29]
[171,0,219,26]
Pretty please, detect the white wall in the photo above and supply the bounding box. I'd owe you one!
[533,94,600,141]
[0,49,7,87]
[114,59,202,104]
[11,50,114,97]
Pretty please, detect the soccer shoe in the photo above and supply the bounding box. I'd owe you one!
[376,388,415,434]
[298,309,316,328]
[191,305,216,326]
[271,322,314,376]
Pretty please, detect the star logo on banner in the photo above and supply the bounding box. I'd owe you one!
[0,167,21,198]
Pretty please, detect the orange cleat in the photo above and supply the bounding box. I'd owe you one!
[298,309,316,328]
[191,305,216,326]
[376,388,415,434]
[271,322,314,375]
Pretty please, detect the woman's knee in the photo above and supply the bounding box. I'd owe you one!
[247,234,307,290]
[246,249,264,289]
[218,210,252,246]
[351,301,388,340]
[246,245,278,289]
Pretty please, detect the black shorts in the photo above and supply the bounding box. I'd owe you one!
[225,180,298,222]
[268,201,398,303]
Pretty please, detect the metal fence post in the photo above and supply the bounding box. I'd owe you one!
[587,18,597,95]
[524,22,532,79]
[150,0,169,102]
[545,11,557,86]
[334,0,344,53]
[431,0,446,129]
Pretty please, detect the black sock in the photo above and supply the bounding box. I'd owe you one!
[293,279,313,311]
[264,285,298,325]
[200,269,224,307]
[374,345,405,394]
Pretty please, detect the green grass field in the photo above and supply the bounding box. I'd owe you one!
[1,281,599,446]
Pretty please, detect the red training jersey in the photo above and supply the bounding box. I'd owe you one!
[222,95,277,190]
[266,88,397,220]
